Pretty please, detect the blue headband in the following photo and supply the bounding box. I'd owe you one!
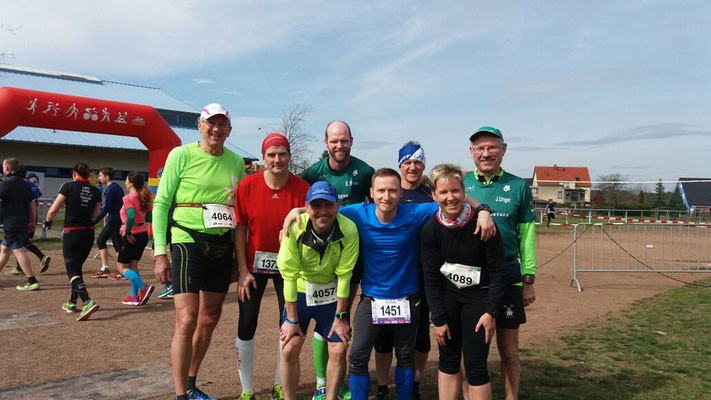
[398,144,425,168]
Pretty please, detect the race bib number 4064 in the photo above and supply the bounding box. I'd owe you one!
[253,251,279,274]
[371,298,410,324]
[203,204,236,229]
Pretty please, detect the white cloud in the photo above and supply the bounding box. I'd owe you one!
[193,78,214,85]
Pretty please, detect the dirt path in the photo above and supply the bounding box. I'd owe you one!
[0,231,703,399]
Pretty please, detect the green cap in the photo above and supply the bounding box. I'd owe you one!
[469,126,503,142]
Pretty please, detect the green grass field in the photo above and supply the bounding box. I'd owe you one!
[420,278,711,400]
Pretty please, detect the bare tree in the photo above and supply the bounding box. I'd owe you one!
[274,104,316,175]
[1,23,19,62]
[596,173,628,208]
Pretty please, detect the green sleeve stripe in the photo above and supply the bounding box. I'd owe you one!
[518,221,536,275]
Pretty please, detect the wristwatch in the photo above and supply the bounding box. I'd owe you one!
[522,274,535,284]
[335,311,350,320]
[475,203,493,215]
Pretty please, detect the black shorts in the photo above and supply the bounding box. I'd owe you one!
[2,229,27,250]
[117,232,149,264]
[97,220,121,252]
[374,294,431,354]
[171,242,233,294]
[496,285,526,329]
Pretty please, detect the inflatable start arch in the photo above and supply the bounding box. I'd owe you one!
[0,86,181,192]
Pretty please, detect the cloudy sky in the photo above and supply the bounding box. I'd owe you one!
[1,0,709,187]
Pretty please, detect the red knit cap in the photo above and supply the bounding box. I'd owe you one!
[261,133,290,155]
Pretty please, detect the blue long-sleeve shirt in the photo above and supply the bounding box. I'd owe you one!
[92,182,124,225]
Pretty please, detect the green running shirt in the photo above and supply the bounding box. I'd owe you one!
[464,169,536,284]
[153,142,245,255]
[301,156,375,206]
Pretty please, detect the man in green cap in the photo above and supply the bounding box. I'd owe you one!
[463,126,536,400]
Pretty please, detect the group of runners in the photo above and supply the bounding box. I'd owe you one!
[145,103,536,400]
[0,100,537,400]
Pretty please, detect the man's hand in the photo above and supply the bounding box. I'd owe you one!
[475,312,496,344]
[434,324,451,346]
[281,207,306,239]
[154,254,171,284]
[523,282,536,307]
[27,221,36,233]
[328,319,351,345]
[238,271,258,303]
[474,210,496,241]
[125,233,136,244]
[42,220,53,230]
[280,321,304,347]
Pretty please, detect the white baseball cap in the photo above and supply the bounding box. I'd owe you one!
[200,103,231,123]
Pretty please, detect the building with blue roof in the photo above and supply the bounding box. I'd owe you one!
[0,65,257,195]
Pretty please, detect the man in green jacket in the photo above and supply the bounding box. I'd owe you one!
[463,126,536,400]
[277,181,360,400]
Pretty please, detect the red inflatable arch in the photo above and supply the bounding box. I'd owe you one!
[0,86,181,192]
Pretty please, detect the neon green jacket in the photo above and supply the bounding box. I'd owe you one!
[277,213,359,303]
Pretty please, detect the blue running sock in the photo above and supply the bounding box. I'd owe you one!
[123,269,145,296]
[394,367,415,400]
[349,373,370,400]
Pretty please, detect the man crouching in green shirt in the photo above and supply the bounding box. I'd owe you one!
[277,181,360,400]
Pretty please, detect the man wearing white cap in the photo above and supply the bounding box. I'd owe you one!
[153,103,246,400]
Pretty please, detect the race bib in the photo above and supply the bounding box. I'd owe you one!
[305,280,337,306]
[253,251,279,274]
[203,204,236,229]
[371,298,410,324]
[440,262,481,289]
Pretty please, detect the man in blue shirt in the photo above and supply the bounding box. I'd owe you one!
[90,167,124,279]
[340,168,494,400]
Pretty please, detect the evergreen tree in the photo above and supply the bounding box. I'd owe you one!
[668,185,686,210]
[638,190,645,205]
[651,179,666,209]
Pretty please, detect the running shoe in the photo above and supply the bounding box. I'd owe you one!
[312,386,327,400]
[16,281,39,291]
[5,266,23,276]
[40,256,51,273]
[137,285,155,306]
[91,268,111,278]
[271,384,285,400]
[374,391,391,400]
[188,387,216,400]
[239,391,256,400]
[338,384,352,400]
[107,272,125,280]
[62,302,77,313]
[158,284,174,298]
[77,300,99,321]
[121,295,139,306]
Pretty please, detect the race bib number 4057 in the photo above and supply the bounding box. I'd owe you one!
[305,280,337,306]
[203,204,236,229]
[371,298,410,324]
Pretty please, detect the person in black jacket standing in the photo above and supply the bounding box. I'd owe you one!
[420,163,505,400]
[0,158,39,290]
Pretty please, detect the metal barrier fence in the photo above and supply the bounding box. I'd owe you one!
[537,208,711,224]
[571,223,711,292]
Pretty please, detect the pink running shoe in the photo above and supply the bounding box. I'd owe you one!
[121,295,139,306]
[91,268,111,278]
[107,273,125,280]
[137,285,155,306]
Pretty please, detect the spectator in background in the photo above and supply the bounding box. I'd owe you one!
[5,166,51,276]
[90,167,124,279]
[0,158,40,290]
